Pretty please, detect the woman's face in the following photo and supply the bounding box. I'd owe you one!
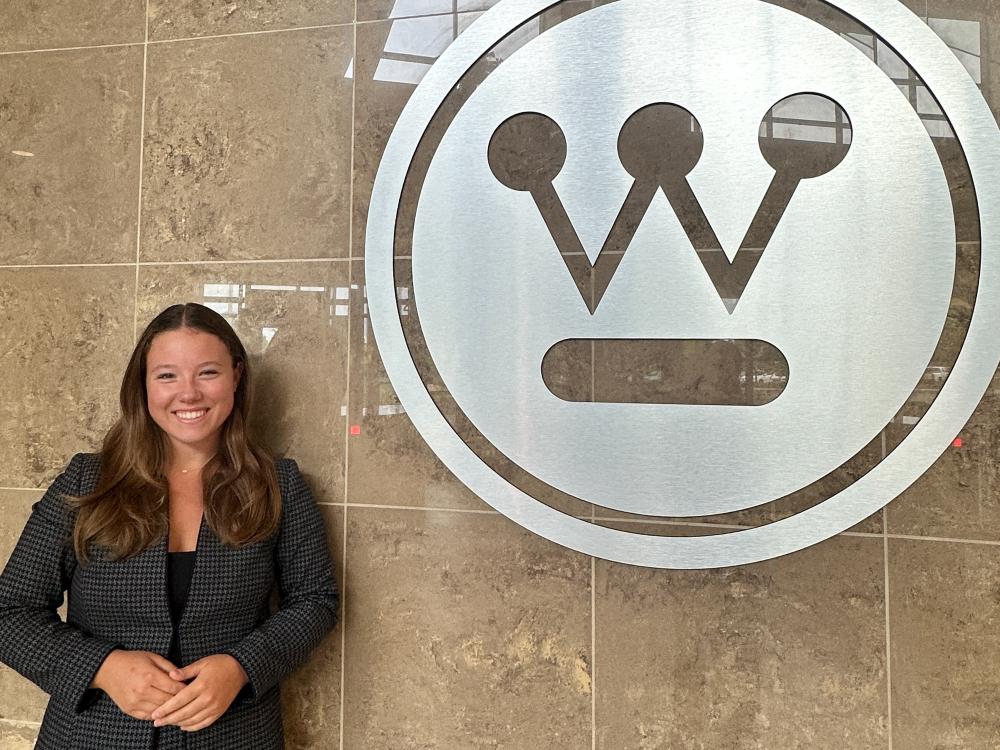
[145,328,241,457]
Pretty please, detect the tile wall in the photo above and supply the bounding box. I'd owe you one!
[1,0,999,747]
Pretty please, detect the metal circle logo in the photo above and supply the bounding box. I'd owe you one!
[366,0,1000,568]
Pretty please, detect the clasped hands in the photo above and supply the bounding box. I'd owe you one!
[91,650,248,732]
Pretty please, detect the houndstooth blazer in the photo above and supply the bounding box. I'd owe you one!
[0,452,339,750]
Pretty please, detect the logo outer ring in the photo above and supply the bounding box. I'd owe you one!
[365,0,1000,568]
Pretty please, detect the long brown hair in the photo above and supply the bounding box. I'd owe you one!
[71,303,280,562]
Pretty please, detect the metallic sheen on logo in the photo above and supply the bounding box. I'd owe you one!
[366,0,1000,568]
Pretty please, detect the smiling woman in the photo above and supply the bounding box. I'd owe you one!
[0,303,339,750]
[147,329,243,466]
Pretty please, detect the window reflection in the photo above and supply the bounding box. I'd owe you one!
[841,17,984,140]
[346,1,540,85]
[199,281,350,350]
[350,1,986,145]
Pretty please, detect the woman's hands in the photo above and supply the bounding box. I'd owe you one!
[90,650,248,731]
[150,654,249,732]
[90,650,186,721]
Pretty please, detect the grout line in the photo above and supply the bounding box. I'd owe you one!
[333,501,500,515]
[0,41,140,57]
[139,257,353,266]
[0,258,352,270]
[883,508,893,750]
[887,532,1000,546]
[339,13,357,749]
[316,505,1000,546]
[0,263,136,270]
[134,0,150,341]
[5,487,1000,547]
[146,21,354,46]
[590,557,597,750]
[0,19,361,59]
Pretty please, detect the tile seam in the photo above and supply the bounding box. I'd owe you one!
[0,258,353,269]
[0,484,992,545]
[2,493,996,547]
[887,532,1000,546]
[590,556,597,750]
[339,11,358,749]
[134,0,149,341]
[0,263,137,269]
[146,21,354,46]
[139,258,352,266]
[883,509,893,750]
[0,486,985,549]
[0,41,140,57]
[320,506,1000,546]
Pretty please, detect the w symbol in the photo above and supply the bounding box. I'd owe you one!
[488,94,852,314]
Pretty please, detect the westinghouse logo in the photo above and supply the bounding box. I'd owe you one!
[366,0,1000,568]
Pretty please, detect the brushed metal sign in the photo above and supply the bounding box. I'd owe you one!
[366,0,1000,568]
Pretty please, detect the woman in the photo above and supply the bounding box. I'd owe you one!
[0,303,339,750]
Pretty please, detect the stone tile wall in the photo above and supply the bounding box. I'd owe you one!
[1,0,999,748]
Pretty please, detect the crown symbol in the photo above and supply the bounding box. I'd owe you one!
[488,94,852,314]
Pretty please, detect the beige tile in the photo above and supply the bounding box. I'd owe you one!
[0,491,48,725]
[0,721,39,750]
[889,538,1000,748]
[282,505,343,750]
[596,534,887,750]
[0,0,143,52]
[342,507,591,749]
[345,390,490,511]
[149,0,352,42]
[352,19,421,260]
[346,258,490,511]
[137,262,349,503]
[0,47,143,265]
[141,28,353,263]
[0,267,134,488]
[887,368,1000,541]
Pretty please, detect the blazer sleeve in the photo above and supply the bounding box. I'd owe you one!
[0,453,120,713]
[223,458,339,700]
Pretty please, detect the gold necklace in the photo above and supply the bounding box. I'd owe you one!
[173,456,215,475]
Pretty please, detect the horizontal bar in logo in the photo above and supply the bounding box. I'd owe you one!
[541,339,788,405]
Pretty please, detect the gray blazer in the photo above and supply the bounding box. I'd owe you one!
[0,453,339,750]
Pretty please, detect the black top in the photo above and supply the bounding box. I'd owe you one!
[166,551,196,664]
